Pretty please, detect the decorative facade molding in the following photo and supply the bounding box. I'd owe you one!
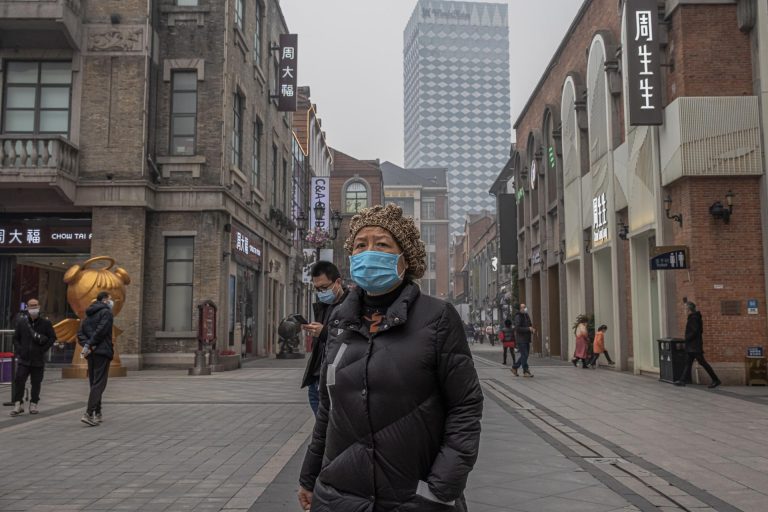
[85,25,145,54]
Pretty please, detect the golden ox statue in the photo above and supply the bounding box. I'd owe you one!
[55,256,130,378]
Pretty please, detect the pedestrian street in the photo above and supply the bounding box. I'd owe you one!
[1,348,768,512]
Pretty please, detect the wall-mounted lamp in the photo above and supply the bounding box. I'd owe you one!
[584,231,591,254]
[296,210,307,237]
[709,190,734,224]
[664,195,683,227]
[618,220,629,241]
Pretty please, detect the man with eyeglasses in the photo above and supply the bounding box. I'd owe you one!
[301,261,349,415]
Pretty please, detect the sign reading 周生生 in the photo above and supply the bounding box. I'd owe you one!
[626,0,663,125]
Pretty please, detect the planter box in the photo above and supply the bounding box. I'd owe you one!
[211,354,241,373]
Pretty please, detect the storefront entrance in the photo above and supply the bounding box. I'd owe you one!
[0,215,92,365]
[632,233,662,371]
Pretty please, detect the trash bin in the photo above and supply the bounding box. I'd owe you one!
[657,338,690,384]
[0,353,13,383]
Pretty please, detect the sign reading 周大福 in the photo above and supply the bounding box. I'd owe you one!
[230,222,263,270]
[625,0,663,125]
[277,34,298,112]
[0,223,92,252]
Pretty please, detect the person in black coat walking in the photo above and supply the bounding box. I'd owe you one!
[77,291,115,426]
[675,302,721,388]
[298,204,483,512]
[301,261,349,416]
[9,298,56,416]
[511,304,536,377]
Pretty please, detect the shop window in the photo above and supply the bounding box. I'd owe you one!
[164,237,194,331]
[344,181,368,213]
[428,252,437,272]
[231,90,244,169]
[176,0,198,5]
[170,71,197,156]
[2,61,72,136]
[252,119,262,189]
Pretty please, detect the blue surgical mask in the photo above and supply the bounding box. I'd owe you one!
[316,288,337,305]
[349,251,405,294]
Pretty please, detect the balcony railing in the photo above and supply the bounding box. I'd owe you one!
[0,135,79,176]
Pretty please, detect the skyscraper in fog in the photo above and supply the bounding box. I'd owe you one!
[404,0,511,233]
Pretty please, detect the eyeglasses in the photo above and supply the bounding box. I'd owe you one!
[314,283,336,293]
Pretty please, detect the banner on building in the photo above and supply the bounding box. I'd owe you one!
[278,34,298,112]
[498,194,518,266]
[626,0,663,125]
[0,218,92,252]
[310,177,330,230]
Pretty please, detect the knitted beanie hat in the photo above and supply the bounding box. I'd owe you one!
[344,203,427,279]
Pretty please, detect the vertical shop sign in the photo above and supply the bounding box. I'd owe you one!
[310,177,330,230]
[626,0,663,125]
[278,34,298,111]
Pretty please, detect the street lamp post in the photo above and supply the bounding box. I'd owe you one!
[310,203,343,262]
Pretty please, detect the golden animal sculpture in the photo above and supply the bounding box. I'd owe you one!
[55,257,130,378]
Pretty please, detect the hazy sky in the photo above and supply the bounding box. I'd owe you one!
[279,0,583,166]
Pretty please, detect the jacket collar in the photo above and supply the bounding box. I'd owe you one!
[333,281,421,336]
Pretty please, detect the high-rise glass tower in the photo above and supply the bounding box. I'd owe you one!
[404,0,511,233]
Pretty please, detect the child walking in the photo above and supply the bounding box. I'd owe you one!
[589,324,615,368]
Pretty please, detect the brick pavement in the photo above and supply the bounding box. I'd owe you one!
[0,348,766,511]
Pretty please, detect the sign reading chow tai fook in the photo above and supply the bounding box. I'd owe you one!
[626,0,663,125]
[0,219,92,252]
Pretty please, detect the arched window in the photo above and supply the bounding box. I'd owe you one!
[344,181,368,213]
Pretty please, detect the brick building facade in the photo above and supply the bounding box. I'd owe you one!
[328,149,384,278]
[493,0,766,383]
[0,0,306,369]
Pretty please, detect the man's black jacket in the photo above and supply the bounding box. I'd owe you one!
[13,312,56,367]
[77,302,114,359]
[684,311,704,353]
[301,289,349,389]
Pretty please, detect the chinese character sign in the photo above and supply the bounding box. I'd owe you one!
[592,193,608,242]
[0,221,92,251]
[626,0,663,125]
[278,34,298,112]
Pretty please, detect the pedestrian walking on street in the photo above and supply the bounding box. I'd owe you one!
[465,322,475,345]
[500,318,516,366]
[298,204,483,512]
[588,325,614,368]
[674,302,721,388]
[301,261,349,416]
[77,291,114,426]
[572,315,591,369]
[9,298,56,417]
[511,304,535,377]
[485,324,495,346]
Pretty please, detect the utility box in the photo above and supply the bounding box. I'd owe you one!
[658,338,690,384]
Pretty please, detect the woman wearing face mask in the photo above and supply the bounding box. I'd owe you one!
[298,204,483,512]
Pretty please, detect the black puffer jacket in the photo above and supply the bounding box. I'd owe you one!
[514,311,533,344]
[684,311,704,353]
[301,289,350,389]
[13,312,56,367]
[77,302,114,359]
[299,282,483,512]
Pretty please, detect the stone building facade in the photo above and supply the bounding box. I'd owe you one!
[380,161,450,298]
[0,0,304,368]
[494,0,766,383]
